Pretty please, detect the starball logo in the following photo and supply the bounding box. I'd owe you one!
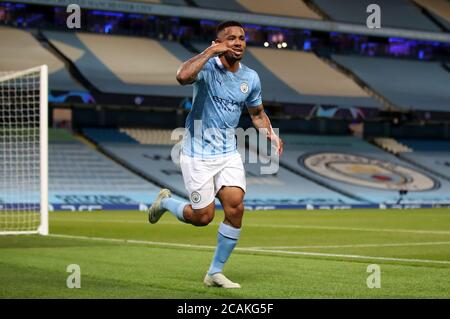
[170,120,280,175]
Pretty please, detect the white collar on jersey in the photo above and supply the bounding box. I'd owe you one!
[214,56,241,70]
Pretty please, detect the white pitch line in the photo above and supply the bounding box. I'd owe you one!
[48,234,450,265]
[236,248,450,265]
[50,218,450,236]
[249,224,450,235]
[48,233,215,250]
[248,241,450,250]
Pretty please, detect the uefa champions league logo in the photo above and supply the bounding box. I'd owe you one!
[169,120,280,175]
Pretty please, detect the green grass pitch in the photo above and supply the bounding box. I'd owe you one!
[0,209,449,298]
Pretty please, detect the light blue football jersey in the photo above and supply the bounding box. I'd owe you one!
[182,57,262,158]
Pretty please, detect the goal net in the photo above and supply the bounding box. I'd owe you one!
[0,65,48,235]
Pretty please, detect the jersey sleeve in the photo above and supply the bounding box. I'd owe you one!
[196,59,212,82]
[246,72,262,108]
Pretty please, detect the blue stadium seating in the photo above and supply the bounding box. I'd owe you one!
[331,55,450,112]
[99,143,363,207]
[82,129,450,206]
[48,130,164,208]
[82,128,138,144]
[398,139,450,180]
[191,42,381,108]
[312,0,441,31]
[43,31,193,97]
[0,27,86,92]
[276,134,450,204]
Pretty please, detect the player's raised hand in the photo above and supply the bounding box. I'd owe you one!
[208,41,237,56]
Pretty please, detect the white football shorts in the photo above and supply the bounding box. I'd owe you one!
[179,151,246,209]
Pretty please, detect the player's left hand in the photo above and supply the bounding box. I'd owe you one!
[269,134,283,157]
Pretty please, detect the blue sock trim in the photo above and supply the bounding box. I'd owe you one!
[161,198,186,222]
[218,222,241,240]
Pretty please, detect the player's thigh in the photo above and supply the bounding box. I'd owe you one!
[180,153,216,210]
[215,154,246,209]
[216,186,245,210]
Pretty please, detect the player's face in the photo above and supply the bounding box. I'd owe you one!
[217,26,246,61]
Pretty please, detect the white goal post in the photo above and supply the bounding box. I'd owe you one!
[0,65,48,235]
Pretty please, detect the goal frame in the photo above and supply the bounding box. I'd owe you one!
[0,65,48,235]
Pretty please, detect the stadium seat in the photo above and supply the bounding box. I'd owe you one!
[88,129,365,207]
[311,0,441,31]
[331,55,450,112]
[192,0,322,19]
[397,139,450,180]
[43,31,193,96]
[276,134,450,204]
[48,129,161,206]
[0,27,86,92]
[191,43,381,108]
[412,0,450,31]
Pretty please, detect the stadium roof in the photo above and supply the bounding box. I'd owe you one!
[10,0,450,43]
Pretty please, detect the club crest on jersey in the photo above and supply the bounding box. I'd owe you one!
[240,82,249,94]
[191,191,201,203]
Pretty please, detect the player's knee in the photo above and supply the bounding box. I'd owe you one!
[194,212,214,226]
[226,202,244,220]
[192,207,214,226]
[226,196,244,211]
[236,202,244,215]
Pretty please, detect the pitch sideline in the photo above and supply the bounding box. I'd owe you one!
[48,233,450,265]
[50,217,450,235]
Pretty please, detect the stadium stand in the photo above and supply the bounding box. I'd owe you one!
[122,0,187,5]
[412,0,450,31]
[85,128,363,208]
[192,0,322,19]
[331,55,450,112]
[44,31,193,96]
[397,139,450,181]
[0,27,85,92]
[82,128,139,144]
[241,148,362,207]
[311,0,442,32]
[274,134,450,204]
[373,137,412,155]
[48,129,163,209]
[3,3,449,210]
[120,128,180,145]
[191,43,381,107]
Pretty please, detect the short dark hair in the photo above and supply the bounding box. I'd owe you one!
[216,21,244,36]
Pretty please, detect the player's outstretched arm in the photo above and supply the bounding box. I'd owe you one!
[248,104,284,156]
[176,41,237,85]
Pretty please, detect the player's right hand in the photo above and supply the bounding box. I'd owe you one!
[207,41,238,57]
